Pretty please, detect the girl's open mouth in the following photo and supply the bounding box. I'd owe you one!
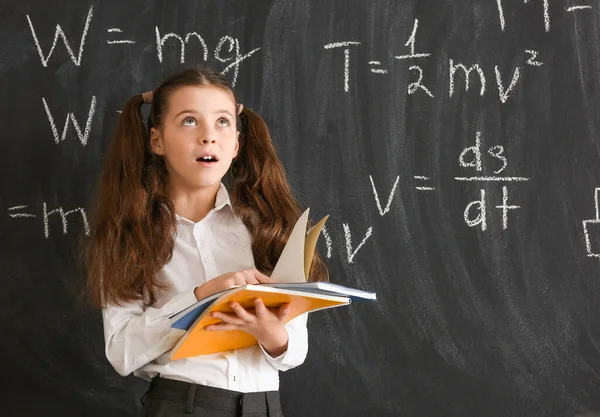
[195,155,219,164]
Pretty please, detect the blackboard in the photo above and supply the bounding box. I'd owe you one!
[2,0,600,416]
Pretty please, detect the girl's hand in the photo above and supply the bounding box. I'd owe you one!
[193,268,274,301]
[207,298,291,357]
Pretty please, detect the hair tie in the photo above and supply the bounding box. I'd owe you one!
[142,91,154,104]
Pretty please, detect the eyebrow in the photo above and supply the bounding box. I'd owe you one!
[173,109,235,121]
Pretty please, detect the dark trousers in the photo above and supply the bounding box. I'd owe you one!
[139,376,284,417]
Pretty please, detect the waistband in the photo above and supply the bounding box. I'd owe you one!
[144,376,282,415]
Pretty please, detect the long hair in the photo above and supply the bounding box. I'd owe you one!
[83,67,328,309]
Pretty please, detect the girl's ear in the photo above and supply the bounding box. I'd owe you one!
[150,127,164,156]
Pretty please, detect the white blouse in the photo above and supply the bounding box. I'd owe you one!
[101,183,308,393]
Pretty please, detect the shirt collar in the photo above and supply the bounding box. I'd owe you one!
[214,182,233,211]
[174,182,233,223]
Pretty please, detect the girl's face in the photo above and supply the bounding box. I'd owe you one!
[150,85,241,193]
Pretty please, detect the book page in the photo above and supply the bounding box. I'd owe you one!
[270,208,310,282]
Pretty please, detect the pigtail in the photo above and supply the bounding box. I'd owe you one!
[84,94,173,308]
[230,107,329,282]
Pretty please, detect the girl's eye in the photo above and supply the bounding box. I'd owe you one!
[217,118,231,127]
[182,117,197,126]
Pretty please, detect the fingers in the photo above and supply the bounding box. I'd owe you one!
[205,322,239,332]
[252,269,275,284]
[276,302,291,322]
[208,298,287,326]
[230,271,252,286]
[219,268,274,292]
[228,301,254,321]
[255,299,290,323]
[254,298,268,318]
[231,269,274,286]
[238,270,258,285]
[230,270,259,286]
[210,310,245,327]
[206,299,290,338]
[210,301,254,325]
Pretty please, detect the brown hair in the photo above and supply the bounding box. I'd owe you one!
[83,67,328,308]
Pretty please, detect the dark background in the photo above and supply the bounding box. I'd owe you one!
[1,0,600,416]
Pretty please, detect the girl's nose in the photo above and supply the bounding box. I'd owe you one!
[198,124,216,144]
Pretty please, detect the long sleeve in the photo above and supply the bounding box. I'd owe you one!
[259,312,309,372]
[102,291,198,376]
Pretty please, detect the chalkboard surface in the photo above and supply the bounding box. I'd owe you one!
[2,1,600,416]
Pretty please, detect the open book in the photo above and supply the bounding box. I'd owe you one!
[167,208,377,360]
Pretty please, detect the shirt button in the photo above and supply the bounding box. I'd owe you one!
[203,257,210,263]
[134,354,148,365]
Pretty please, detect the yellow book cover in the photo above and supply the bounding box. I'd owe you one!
[169,285,350,359]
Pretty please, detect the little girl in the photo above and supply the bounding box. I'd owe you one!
[83,66,328,417]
